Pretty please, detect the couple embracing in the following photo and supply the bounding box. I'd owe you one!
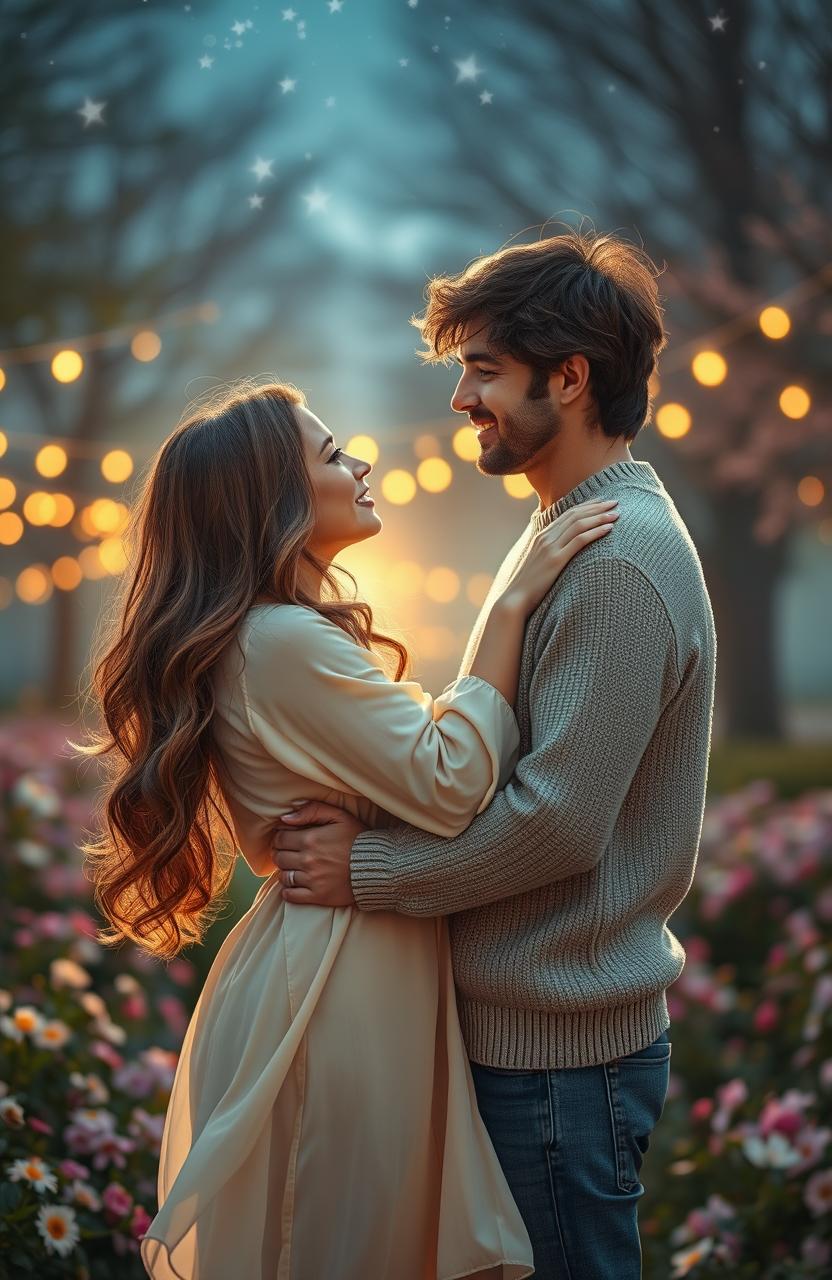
[82,228,716,1279]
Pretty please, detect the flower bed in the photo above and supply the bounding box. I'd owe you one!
[1,718,830,1276]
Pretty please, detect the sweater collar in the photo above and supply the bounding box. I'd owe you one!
[530,459,664,532]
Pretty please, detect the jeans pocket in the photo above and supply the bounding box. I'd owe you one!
[603,1036,671,1193]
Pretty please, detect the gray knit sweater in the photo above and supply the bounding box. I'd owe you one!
[350,458,717,1070]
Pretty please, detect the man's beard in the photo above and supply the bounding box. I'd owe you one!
[476,391,561,477]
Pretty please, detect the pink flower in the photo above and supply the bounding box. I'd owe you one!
[712,1079,748,1133]
[158,995,187,1038]
[131,1204,152,1239]
[90,1132,136,1171]
[58,1160,90,1181]
[802,1235,831,1266]
[167,959,195,987]
[759,1090,816,1139]
[753,1000,779,1033]
[788,1126,832,1178]
[690,1098,713,1123]
[102,1181,133,1219]
[820,1059,832,1090]
[28,1116,54,1135]
[90,1040,124,1071]
[804,1167,832,1217]
[121,994,148,1021]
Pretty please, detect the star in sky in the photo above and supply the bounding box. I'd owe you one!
[250,156,275,181]
[408,0,418,7]
[199,54,214,69]
[231,19,253,36]
[454,54,483,84]
[479,90,493,105]
[303,186,331,214]
[324,96,336,107]
[282,8,297,20]
[279,77,297,93]
[77,97,106,127]
[328,0,344,11]
[248,194,264,210]
[399,58,409,67]
[708,12,728,31]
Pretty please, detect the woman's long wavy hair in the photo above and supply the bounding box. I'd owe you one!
[74,379,409,960]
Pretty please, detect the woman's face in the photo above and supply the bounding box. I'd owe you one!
[297,405,382,560]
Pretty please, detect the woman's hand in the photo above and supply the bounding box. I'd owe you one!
[498,498,620,615]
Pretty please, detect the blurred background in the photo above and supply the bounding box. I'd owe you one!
[1,2,831,1276]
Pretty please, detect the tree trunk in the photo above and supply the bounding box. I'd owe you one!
[703,498,787,740]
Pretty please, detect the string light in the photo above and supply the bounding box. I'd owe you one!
[413,433,442,459]
[51,557,83,591]
[16,565,52,605]
[50,351,83,384]
[503,474,535,499]
[0,478,16,509]
[130,331,162,362]
[0,512,24,545]
[779,385,811,419]
[452,426,479,461]
[381,469,417,505]
[344,435,379,465]
[759,307,791,339]
[691,352,727,387]
[23,493,58,526]
[466,573,493,606]
[797,476,824,507]
[35,445,68,478]
[100,450,134,483]
[424,566,460,603]
[416,457,453,493]
[655,403,692,439]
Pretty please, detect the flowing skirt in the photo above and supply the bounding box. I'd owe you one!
[140,874,534,1280]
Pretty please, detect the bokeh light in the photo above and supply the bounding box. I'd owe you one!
[779,385,811,419]
[51,556,83,591]
[88,498,122,534]
[78,545,110,579]
[23,492,58,525]
[16,564,53,605]
[48,494,76,527]
[466,573,494,606]
[797,476,824,507]
[452,425,479,461]
[0,430,6,456]
[35,444,68,478]
[381,469,417,505]
[656,403,692,439]
[345,434,379,465]
[416,457,453,493]
[0,369,6,392]
[691,351,728,386]
[0,511,24,545]
[130,330,162,362]
[101,449,134,483]
[503,473,535,499]
[50,349,83,383]
[424,566,460,602]
[390,560,424,595]
[759,306,791,339]
[0,578,11,608]
[414,433,441,459]
[0,477,16,509]
[98,536,128,574]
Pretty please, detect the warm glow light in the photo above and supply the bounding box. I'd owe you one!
[16,565,53,605]
[130,330,162,362]
[691,351,727,386]
[88,498,121,533]
[78,546,109,579]
[414,433,441,460]
[51,557,83,591]
[98,536,128,574]
[503,474,535,499]
[0,430,6,457]
[415,625,458,662]
[452,426,479,461]
[779,385,811,419]
[35,444,68,478]
[101,449,134,483]
[23,492,58,525]
[424,566,460,603]
[0,512,24,545]
[0,477,16,509]
[48,494,75,527]
[381,469,417,505]
[466,573,494,607]
[647,371,661,400]
[656,403,692,439]
[0,369,6,392]
[416,457,453,493]
[798,476,824,507]
[759,307,791,340]
[344,435,379,465]
[391,560,424,595]
[51,350,84,383]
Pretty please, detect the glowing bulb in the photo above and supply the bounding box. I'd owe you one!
[23,492,58,525]
[759,307,791,340]
[797,476,824,507]
[98,536,128,574]
[0,368,6,392]
[88,498,121,533]
[424,566,460,603]
[503,474,535,499]
[0,477,16,509]
[0,512,24,545]
[16,565,53,605]
[0,430,6,457]
[452,426,479,461]
[51,557,83,591]
[344,435,379,465]
[48,494,75,527]
[414,433,442,460]
[130,330,162,362]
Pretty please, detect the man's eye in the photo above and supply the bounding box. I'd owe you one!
[477,369,496,378]
[328,448,343,463]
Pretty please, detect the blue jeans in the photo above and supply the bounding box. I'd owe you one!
[469,1029,671,1280]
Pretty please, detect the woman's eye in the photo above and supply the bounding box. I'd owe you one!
[327,448,343,463]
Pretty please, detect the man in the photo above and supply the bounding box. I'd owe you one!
[270,229,717,1278]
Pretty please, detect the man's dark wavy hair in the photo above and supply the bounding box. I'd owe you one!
[412,227,668,442]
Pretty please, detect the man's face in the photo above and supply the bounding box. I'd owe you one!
[451,325,562,476]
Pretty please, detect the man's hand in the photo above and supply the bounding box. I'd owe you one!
[270,801,369,907]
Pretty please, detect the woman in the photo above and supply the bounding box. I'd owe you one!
[77,379,620,1280]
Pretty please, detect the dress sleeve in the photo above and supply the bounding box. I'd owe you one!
[240,605,519,837]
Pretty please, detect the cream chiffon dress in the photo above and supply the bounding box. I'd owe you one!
[140,604,535,1280]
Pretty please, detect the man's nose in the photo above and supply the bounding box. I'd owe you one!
[451,378,480,414]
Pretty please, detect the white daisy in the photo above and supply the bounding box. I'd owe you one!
[6,1156,58,1194]
[36,1203,80,1256]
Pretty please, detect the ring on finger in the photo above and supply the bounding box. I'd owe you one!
[286,869,297,888]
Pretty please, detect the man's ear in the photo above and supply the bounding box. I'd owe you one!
[557,354,591,405]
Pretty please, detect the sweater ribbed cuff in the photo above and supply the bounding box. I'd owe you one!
[350,829,400,912]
